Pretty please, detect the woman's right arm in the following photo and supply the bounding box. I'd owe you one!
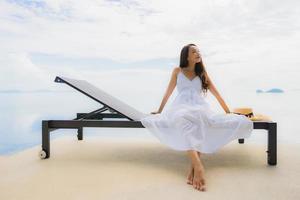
[152,67,179,114]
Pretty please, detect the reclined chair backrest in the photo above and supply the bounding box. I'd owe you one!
[56,76,150,121]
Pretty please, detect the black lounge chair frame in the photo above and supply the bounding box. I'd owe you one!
[40,76,277,166]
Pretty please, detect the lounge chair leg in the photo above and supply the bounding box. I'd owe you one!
[267,123,277,166]
[77,127,83,140]
[41,120,50,159]
[238,139,244,144]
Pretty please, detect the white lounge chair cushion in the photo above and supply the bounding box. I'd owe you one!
[59,76,150,121]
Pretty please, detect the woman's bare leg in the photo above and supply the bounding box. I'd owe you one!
[186,150,206,191]
[186,164,194,185]
[186,152,201,185]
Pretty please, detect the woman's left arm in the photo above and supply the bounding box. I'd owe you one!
[206,74,231,114]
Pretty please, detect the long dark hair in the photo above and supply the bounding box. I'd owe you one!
[179,43,209,94]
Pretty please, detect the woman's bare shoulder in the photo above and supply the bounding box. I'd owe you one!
[172,67,181,75]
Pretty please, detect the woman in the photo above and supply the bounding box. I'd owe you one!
[140,44,253,192]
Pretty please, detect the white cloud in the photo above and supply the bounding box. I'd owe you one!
[0,0,299,91]
[1,0,299,61]
[0,52,54,90]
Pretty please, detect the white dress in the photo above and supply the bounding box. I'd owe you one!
[140,70,253,154]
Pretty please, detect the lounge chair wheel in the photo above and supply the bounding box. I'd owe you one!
[39,150,48,159]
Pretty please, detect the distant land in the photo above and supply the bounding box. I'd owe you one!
[256,88,284,93]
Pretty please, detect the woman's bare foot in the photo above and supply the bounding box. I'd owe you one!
[186,164,194,185]
[186,150,206,191]
[193,164,206,191]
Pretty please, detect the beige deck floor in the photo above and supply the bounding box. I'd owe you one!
[0,137,300,200]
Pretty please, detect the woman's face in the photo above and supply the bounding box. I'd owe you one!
[187,45,201,64]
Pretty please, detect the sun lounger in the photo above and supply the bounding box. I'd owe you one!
[40,76,277,166]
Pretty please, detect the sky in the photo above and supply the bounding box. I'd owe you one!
[0,0,299,93]
[1,0,300,154]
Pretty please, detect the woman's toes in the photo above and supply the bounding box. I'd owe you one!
[192,179,206,191]
[197,183,202,191]
[186,173,193,184]
[193,181,200,190]
[188,174,194,184]
[201,178,206,186]
[193,182,197,188]
[186,166,194,185]
[200,186,206,191]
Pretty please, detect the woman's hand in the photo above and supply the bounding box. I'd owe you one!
[150,111,161,114]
